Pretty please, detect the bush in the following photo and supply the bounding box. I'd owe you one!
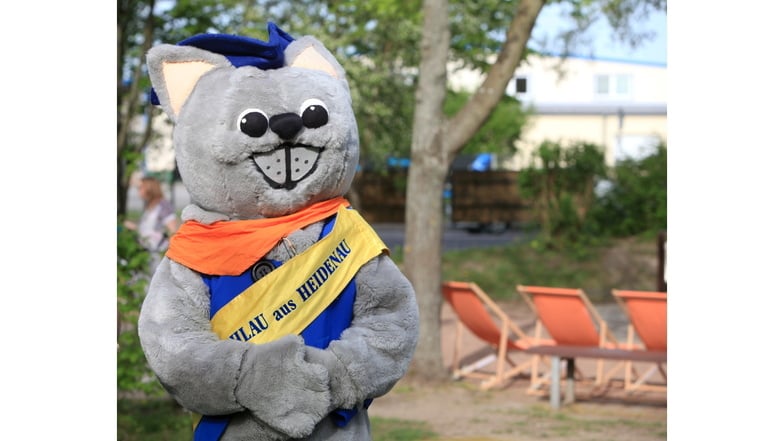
[519,139,667,247]
[590,142,667,237]
[117,222,167,397]
[518,140,608,247]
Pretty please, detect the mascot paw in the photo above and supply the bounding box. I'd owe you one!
[235,335,331,437]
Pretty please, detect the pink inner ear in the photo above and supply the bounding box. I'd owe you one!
[290,46,338,79]
[162,60,218,115]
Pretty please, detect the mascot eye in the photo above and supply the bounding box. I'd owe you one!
[299,99,329,129]
[237,109,269,138]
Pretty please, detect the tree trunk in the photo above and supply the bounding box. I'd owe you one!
[405,0,545,383]
[117,0,156,216]
[404,0,451,382]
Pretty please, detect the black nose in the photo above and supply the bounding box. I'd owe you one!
[269,113,303,140]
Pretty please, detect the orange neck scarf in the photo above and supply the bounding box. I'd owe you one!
[165,197,351,275]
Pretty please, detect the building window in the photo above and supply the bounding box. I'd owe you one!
[615,74,631,95]
[515,77,527,94]
[595,74,632,98]
[595,75,610,95]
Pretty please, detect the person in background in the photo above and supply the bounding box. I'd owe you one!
[123,174,179,272]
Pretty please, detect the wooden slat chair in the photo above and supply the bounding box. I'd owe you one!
[441,281,553,390]
[612,289,667,394]
[516,285,638,394]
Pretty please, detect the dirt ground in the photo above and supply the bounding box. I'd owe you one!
[368,299,667,441]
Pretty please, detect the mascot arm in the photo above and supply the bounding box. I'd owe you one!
[138,258,331,438]
[304,254,419,411]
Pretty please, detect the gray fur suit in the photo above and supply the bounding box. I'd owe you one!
[138,23,419,441]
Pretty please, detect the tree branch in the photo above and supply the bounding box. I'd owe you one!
[444,0,545,157]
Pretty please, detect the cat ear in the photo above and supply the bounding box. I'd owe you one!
[284,36,345,80]
[147,44,233,121]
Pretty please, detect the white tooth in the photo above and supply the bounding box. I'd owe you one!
[290,147,320,181]
[254,149,288,185]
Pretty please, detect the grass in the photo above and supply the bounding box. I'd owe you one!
[371,417,439,441]
[386,225,659,304]
[440,233,657,304]
[117,398,192,441]
[116,398,438,441]
[509,403,667,440]
[117,396,665,441]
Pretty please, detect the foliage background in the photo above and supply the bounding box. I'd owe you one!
[519,139,666,248]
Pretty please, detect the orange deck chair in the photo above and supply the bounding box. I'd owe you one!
[612,289,667,394]
[442,281,553,390]
[516,285,637,394]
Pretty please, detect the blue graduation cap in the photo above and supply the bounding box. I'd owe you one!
[149,22,295,105]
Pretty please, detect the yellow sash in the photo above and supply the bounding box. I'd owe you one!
[193,206,387,431]
[210,206,387,342]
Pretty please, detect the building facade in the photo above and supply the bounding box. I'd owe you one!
[449,54,667,170]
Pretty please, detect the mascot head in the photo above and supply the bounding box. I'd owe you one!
[146,22,359,219]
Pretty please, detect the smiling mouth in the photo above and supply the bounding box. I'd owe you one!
[252,143,322,190]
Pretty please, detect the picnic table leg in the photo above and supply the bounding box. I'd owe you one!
[564,358,576,405]
[550,355,561,409]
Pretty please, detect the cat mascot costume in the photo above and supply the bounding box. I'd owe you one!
[137,22,420,441]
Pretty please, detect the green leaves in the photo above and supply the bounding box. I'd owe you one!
[117,223,166,397]
[519,139,666,247]
[519,140,608,246]
[444,91,532,156]
[592,142,667,237]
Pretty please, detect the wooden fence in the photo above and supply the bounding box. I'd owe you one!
[350,170,532,224]
[350,171,407,223]
[449,171,533,224]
